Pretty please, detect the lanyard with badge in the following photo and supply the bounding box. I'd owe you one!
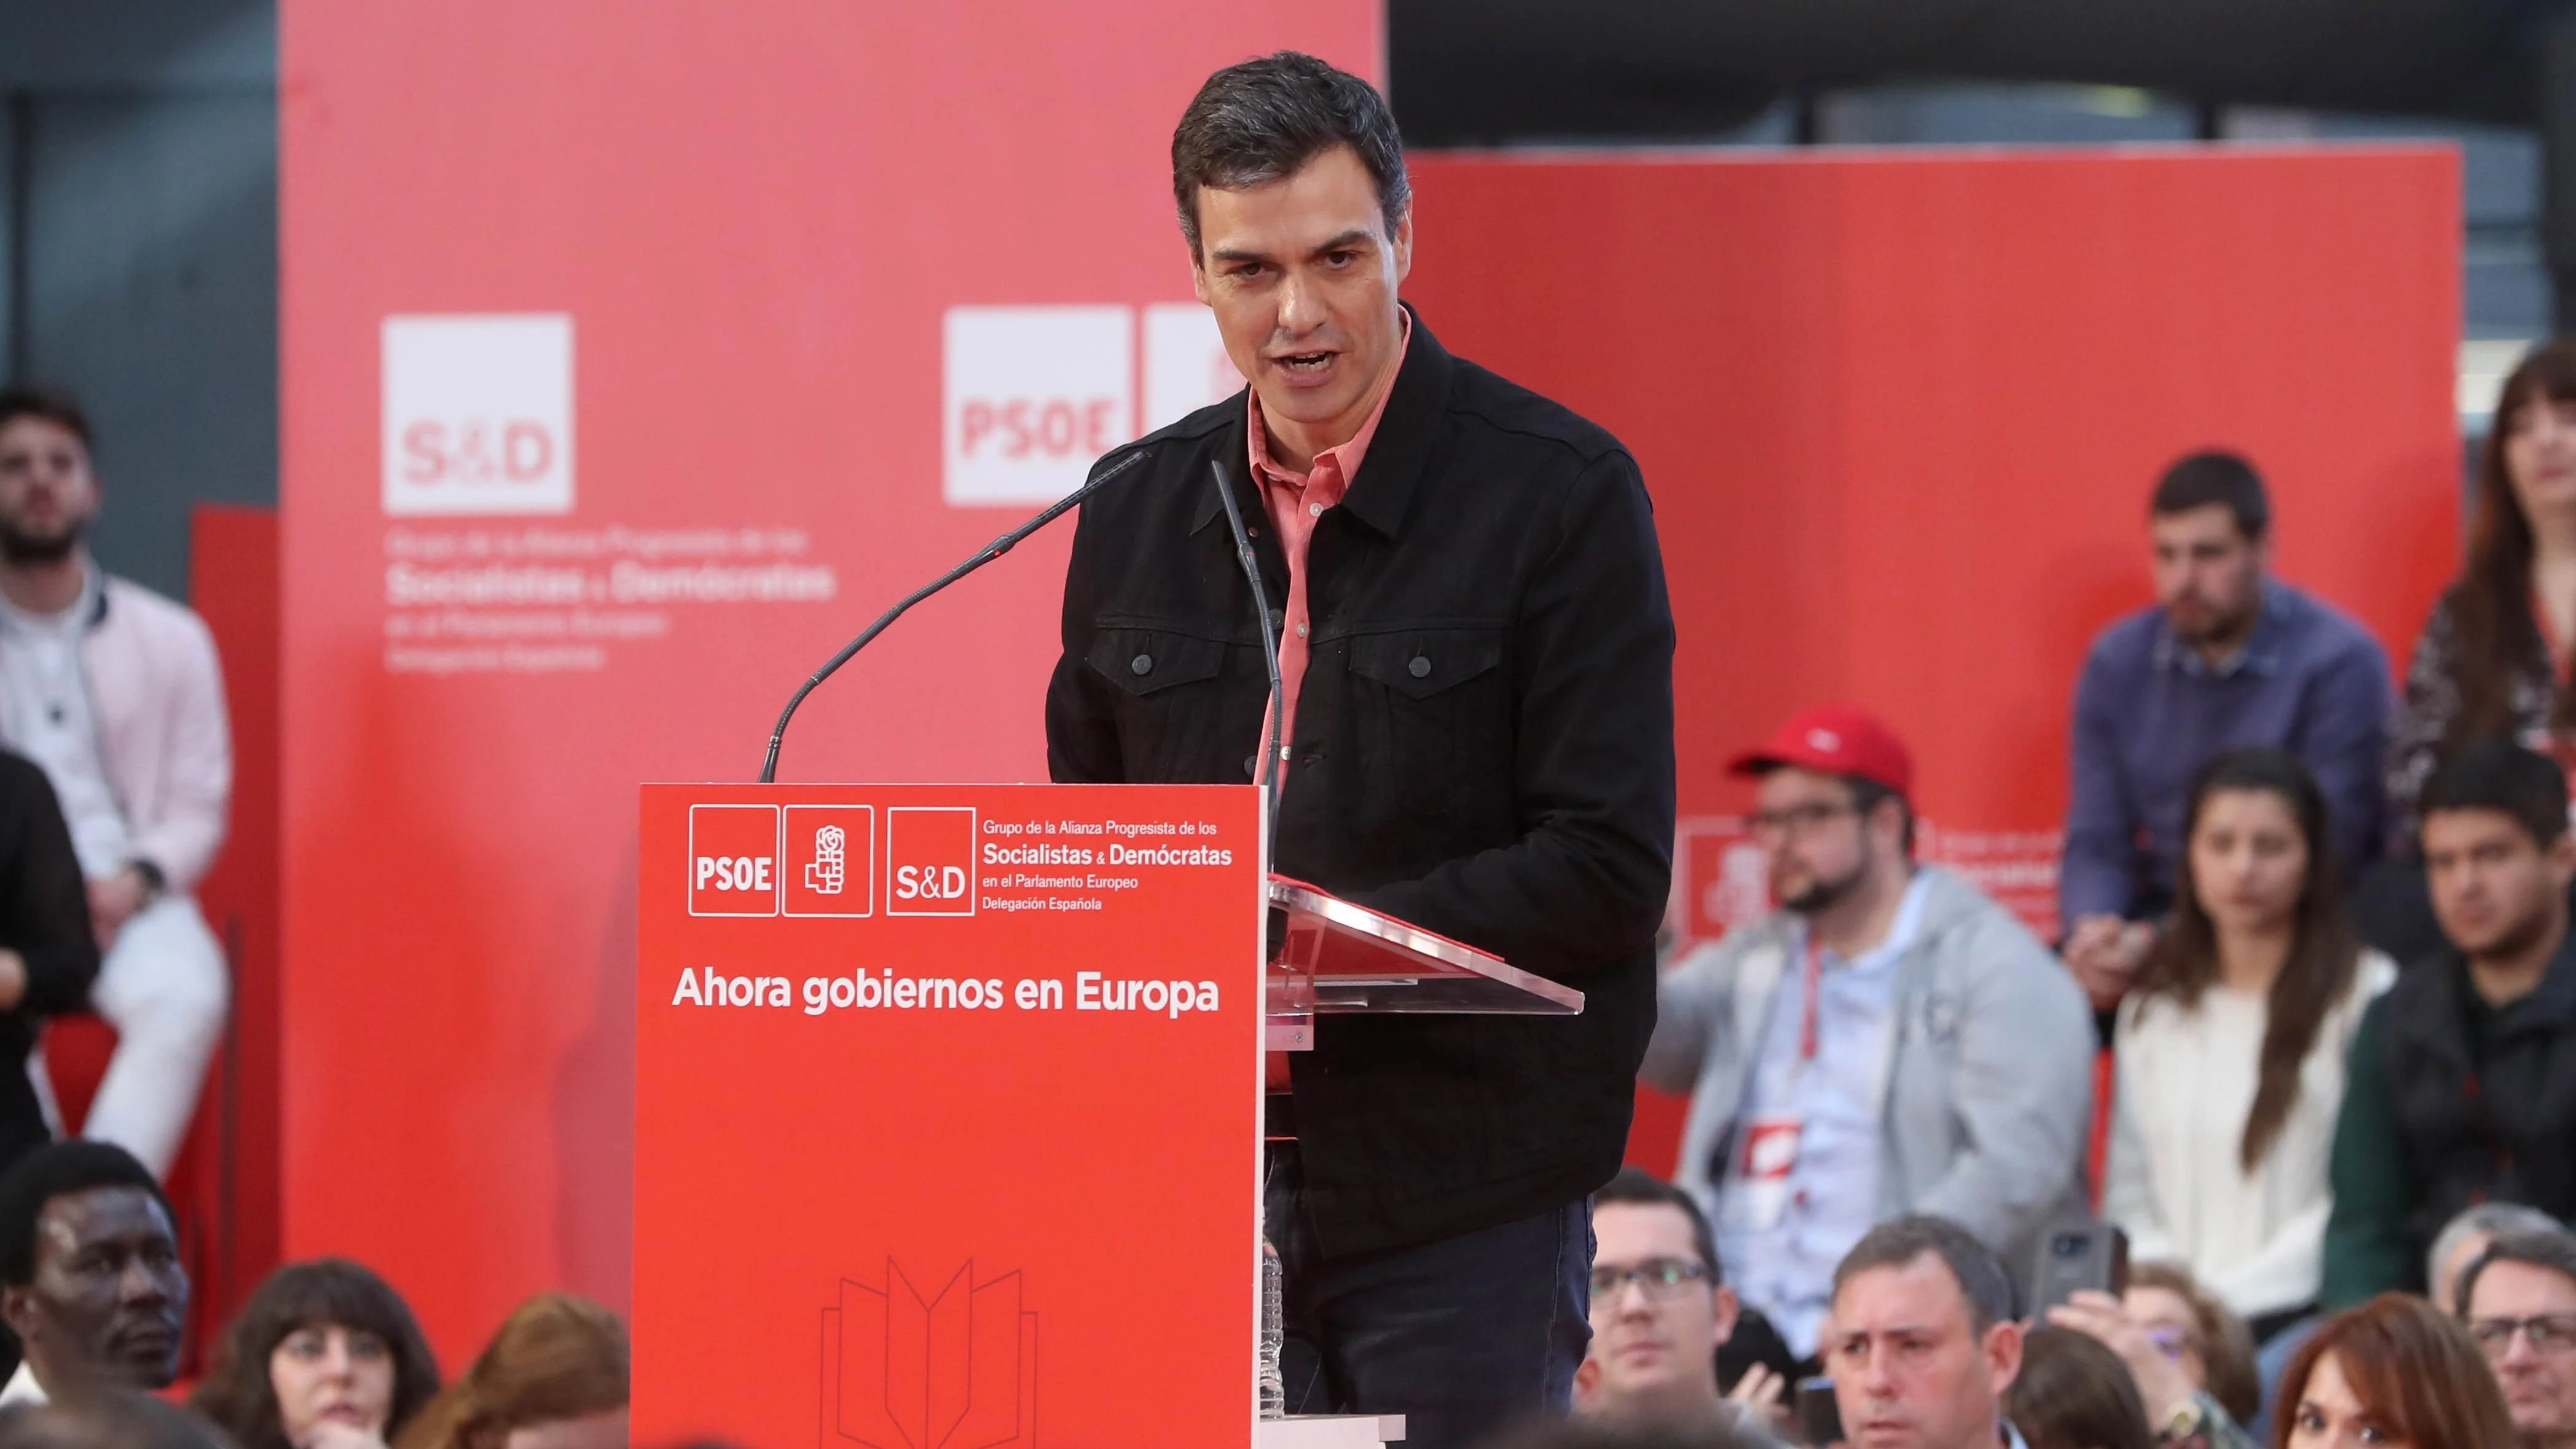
[1728,937,1825,1230]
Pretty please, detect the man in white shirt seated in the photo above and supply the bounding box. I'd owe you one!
[1577,1167,1785,1440]
[0,390,231,1179]
[0,1141,187,1406]
[1643,704,2094,1368]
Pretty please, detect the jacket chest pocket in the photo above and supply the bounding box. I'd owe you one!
[1086,625,1234,780]
[1339,626,1509,815]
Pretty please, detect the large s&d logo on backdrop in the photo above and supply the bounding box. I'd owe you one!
[943,304,1242,508]
[382,313,575,516]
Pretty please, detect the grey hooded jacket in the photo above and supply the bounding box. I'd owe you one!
[1644,866,2095,1267]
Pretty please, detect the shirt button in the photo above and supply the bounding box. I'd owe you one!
[1408,655,1431,679]
[1295,622,1308,638]
[1308,502,1324,517]
[1130,654,1152,676]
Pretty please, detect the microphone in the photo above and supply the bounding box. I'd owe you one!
[757,446,1153,783]
[1209,460,1286,860]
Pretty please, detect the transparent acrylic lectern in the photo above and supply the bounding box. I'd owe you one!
[1263,876,1584,1050]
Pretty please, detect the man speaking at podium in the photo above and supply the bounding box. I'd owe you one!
[1045,52,1677,1448]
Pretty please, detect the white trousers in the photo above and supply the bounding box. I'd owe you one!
[31,895,230,1178]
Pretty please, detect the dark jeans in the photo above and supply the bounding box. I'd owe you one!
[1266,1142,1593,1449]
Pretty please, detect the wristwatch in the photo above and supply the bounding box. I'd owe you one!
[129,858,167,903]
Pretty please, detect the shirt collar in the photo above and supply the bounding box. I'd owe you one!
[1805,870,1933,972]
[0,556,100,636]
[2152,579,2288,679]
[1195,304,1455,540]
[1247,308,1410,495]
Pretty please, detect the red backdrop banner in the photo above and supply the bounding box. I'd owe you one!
[277,2,1377,1358]
[1402,147,2461,1173]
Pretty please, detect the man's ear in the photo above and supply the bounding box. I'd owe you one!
[2,1282,37,1343]
[1984,1319,2024,1398]
[1389,204,1414,286]
[1713,1284,1742,1346]
[2548,830,2576,889]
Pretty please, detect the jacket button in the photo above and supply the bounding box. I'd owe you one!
[1408,655,1431,679]
[1243,755,1258,777]
[1130,654,1153,676]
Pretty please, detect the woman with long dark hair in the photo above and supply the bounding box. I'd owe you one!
[2387,339,2576,847]
[2103,748,2396,1337]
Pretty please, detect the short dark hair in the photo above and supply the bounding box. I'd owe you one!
[1169,52,1409,261]
[0,1142,171,1288]
[2422,739,2571,847]
[1595,1167,1721,1286]
[190,1260,442,1449]
[0,388,93,453]
[1480,1416,1779,1449]
[1831,1215,2017,1334]
[2151,450,2268,540]
[2458,1228,2576,1319]
[2007,1328,2155,1449]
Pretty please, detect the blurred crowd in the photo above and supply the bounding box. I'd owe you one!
[1537,339,2576,1449]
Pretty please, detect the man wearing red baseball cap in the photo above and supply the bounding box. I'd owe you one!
[1641,704,2093,1366]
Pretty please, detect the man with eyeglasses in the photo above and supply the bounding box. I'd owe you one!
[1646,705,2094,1368]
[2460,1228,2576,1449]
[1577,1167,1786,1439]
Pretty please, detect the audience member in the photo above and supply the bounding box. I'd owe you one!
[0,1391,230,1449]
[2273,1295,2515,1449]
[2457,1229,2576,1449]
[1578,1168,1783,1439]
[0,388,232,1180]
[2103,750,2396,1332]
[192,1259,441,1449]
[1822,1215,2022,1449]
[2006,1328,2154,1449]
[392,1294,626,1449]
[2323,743,2576,1306]
[2061,451,2392,1013]
[0,1142,184,1405]
[2126,1262,2264,1427]
[2436,1208,2570,1319]
[1646,707,2093,1364]
[0,755,98,1175]
[2048,1281,2259,1449]
[2387,340,2576,851]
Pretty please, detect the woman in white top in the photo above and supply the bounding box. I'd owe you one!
[2103,747,2398,1336]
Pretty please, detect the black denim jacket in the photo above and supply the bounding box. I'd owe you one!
[1045,312,1676,1257]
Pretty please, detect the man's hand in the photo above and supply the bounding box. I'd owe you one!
[2046,1289,2198,1424]
[87,867,150,947]
[1726,1362,1786,1412]
[0,951,25,1012]
[2062,914,2155,1011]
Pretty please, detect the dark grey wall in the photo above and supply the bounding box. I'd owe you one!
[0,0,277,602]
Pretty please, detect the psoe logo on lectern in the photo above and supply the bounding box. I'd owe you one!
[382,313,575,517]
[886,807,975,917]
[688,804,780,918]
[785,805,875,918]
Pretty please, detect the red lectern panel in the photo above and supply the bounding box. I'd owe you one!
[634,783,1265,1448]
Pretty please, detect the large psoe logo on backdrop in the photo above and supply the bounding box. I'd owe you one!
[382,313,576,516]
[941,304,1242,508]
